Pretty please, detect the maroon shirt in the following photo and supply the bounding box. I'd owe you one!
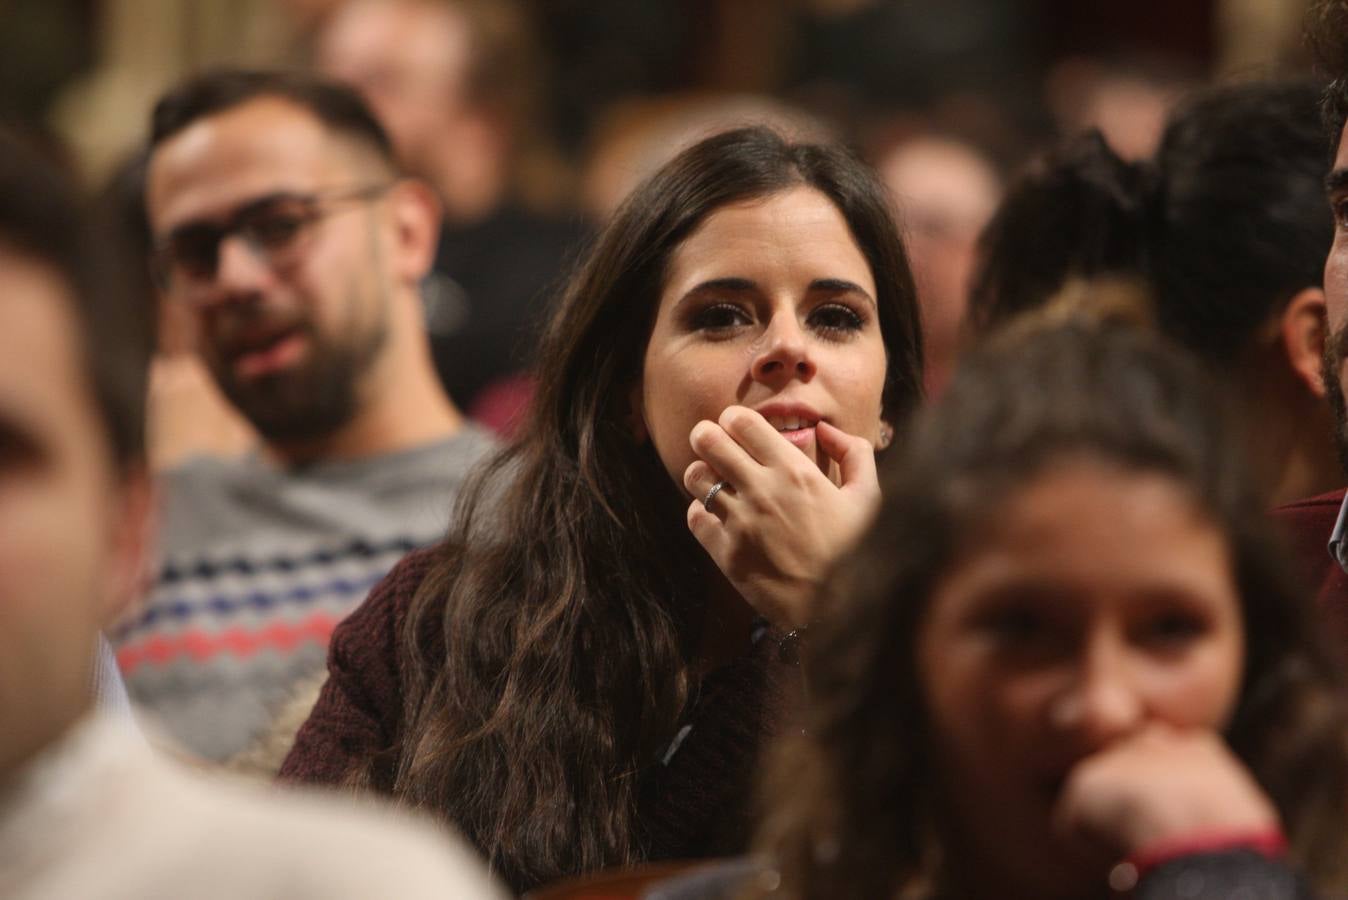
[1271,488,1348,664]
[280,546,797,866]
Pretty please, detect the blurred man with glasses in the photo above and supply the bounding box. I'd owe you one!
[114,70,495,763]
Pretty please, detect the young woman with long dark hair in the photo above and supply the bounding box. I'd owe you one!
[752,320,1348,899]
[281,126,924,892]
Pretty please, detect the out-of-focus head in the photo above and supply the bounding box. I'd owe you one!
[967,131,1153,335]
[316,0,538,196]
[760,320,1345,898]
[1046,56,1191,161]
[876,135,1000,394]
[974,81,1329,362]
[1150,81,1330,366]
[0,131,153,777]
[525,125,922,505]
[972,81,1338,502]
[144,69,439,446]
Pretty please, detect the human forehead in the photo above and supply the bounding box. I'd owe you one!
[146,96,371,233]
[661,186,876,296]
[321,0,470,82]
[933,463,1233,609]
[0,249,103,449]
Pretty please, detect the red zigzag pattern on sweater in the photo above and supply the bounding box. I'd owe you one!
[116,611,340,674]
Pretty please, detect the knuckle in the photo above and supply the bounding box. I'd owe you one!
[783,461,815,489]
[689,422,718,454]
[718,405,746,431]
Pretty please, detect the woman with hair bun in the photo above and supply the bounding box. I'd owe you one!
[282,126,924,893]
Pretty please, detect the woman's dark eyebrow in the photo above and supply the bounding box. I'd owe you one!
[673,277,758,311]
[673,276,877,313]
[810,278,876,309]
[1325,168,1348,197]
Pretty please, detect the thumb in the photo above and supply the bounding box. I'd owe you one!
[816,420,878,491]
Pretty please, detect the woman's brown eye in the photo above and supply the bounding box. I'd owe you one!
[982,606,1045,642]
[1142,611,1206,646]
[692,303,750,330]
[811,303,864,335]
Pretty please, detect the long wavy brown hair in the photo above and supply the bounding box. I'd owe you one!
[754,320,1348,899]
[361,126,923,891]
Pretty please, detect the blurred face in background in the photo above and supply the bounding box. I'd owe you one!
[917,462,1244,898]
[0,247,138,777]
[879,137,999,396]
[317,0,472,179]
[146,97,405,443]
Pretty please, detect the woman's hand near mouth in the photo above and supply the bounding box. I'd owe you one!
[683,404,881,631]
[1053,725,1281,860]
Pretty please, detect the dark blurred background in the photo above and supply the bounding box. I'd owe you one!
[0,0,1318,451]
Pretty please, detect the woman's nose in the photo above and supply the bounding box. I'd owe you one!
[1048,636,1145,751]
[751,316,816,384]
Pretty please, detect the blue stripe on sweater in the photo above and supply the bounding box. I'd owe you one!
[114,570,388,640]
[157,536,422,584]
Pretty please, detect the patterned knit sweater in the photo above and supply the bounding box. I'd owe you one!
[280,546,799,886]
[113,428,496,761]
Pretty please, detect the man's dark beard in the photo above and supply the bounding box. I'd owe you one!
[1321,318,1348,477]
[210,320,386,445]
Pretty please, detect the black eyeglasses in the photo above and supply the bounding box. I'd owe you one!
[151,183,393,294]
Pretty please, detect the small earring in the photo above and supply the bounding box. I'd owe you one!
[878,422,893,449]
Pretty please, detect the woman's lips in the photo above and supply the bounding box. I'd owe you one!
[759,409,823,449]
[778,424,818,451]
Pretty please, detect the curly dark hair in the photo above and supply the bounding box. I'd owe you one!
[1308,0,1348,150]
[756,319,1348,899]
[354,126,923,892]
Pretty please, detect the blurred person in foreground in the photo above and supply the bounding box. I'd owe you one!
[112,69,496,763]
[970,81,1339,510]
[739,321,1348,899]
[317,0,587,422]
[0,128,506,900]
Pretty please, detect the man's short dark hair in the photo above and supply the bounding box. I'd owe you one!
[0,130,151,467]
[1308,0,1348,150]
[149,68,397,167]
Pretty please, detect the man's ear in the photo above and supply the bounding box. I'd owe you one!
[101,466,157,629]
[388,178,442,285]
[627,381,649,444]
[1279,287,1328,398]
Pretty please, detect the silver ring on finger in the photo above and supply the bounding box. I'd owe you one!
[702,480,730,514]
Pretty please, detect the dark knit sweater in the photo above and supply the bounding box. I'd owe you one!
[280,546,797,872]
